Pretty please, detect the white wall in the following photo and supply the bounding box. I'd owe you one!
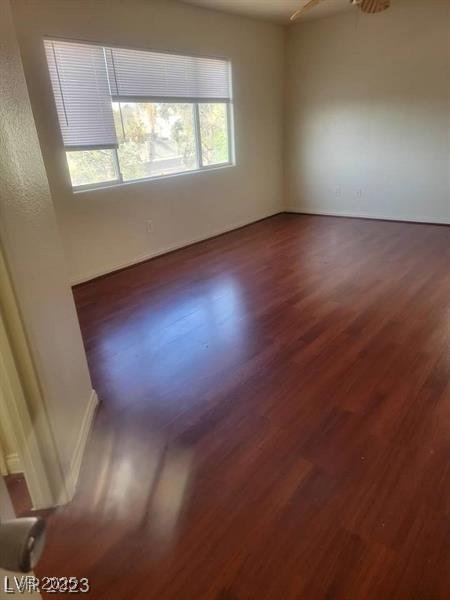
[285,0,449,224]
[12,0,285,284]
[0,0,94,502]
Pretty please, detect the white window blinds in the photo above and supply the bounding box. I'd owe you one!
[105,47,232,103]
[44,40,118,150]
[44,39,232,151]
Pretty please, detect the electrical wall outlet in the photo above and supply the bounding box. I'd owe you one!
[356,189,363,198]
[147,220,153,233]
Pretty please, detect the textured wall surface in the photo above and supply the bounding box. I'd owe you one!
[0,0,93,489]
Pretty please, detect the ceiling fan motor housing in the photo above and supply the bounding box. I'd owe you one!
[354,0,391,13]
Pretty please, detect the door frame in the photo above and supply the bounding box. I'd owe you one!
[0,438,7,476]
[0,305,53,509]
[0,245,68,509]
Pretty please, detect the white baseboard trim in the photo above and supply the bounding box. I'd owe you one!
[71,210,282,285]
[6,453,22,474]
[65,390,98,501]
[285,207,450,226]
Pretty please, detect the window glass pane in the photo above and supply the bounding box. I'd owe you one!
[199,103,229,166]
[66,149,119,188]
[114,102,197,181]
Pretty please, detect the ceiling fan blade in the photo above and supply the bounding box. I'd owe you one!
[359,0,391,14]
[290,0,321,22]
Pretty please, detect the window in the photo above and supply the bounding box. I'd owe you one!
[44,40,233,190]
[66,149,120,187]
[114,102,198,181]
[198,103,230,167]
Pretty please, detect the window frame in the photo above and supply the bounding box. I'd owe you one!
[68,100,234,193]
[69,100,234,193]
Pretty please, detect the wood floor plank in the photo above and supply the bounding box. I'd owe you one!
[34,214,449,598]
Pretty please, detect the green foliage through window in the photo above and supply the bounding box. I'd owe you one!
[66,102,231,189]
[66,149,119,188]
[199,103,229,167]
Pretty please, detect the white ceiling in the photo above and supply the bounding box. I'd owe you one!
[178,0,354,24]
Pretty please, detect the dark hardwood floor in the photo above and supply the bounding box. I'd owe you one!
[37,214,449,598]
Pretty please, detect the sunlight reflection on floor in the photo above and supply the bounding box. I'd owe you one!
[86,428,193,557]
